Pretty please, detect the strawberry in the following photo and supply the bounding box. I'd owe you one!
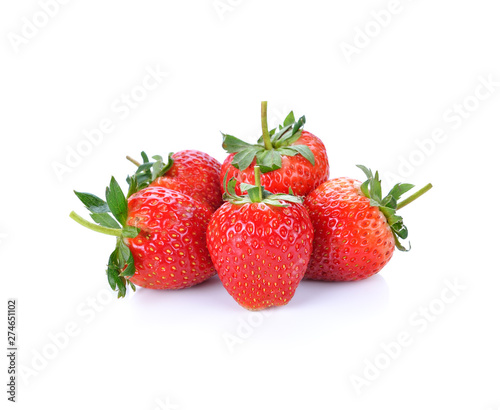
[70,176,215,297]
[304,166,432,281]
[220,101,329,197]
[127,150,222,212]
[207,167,314,310]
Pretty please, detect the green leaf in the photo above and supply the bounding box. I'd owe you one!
[231,167,303,206]
[276,147,297,156]
[222,165,304,207]
[356,165,373,180]
[222,171,229,194]
[126,151,173,197]
[357,164,417,254]
[395,224,409,240]
[151,157,164,180]
[266,194,303,204]
[72,169,143,298]
[74,191,110,213]
[222,133,252,153]
[126,175,138,199]
[360,180,370,199]
[231,146,263,171]
[291,115,306,136]
[270,125,292,144]
[356,165,430,253]
[381,194,397,209]
[390,218,408,239]
[262,188,274,197]
[107,250,120,291]
[116,277,127,298]
[90,213,121,229]
[386,183,415,202]
[225,177,238,196]
[119,251,136,278]
[370,171,382,202]
[282,111,295,127]
[239,183,256,193]
[272,112,307,148]
[105,177,128,226]
[221,108,307,177]
[136,162,155,174]
[256,150,282,173]
[107,267,119,291]
[122,226,140,238]
[140,151,149,163]
[151,153,173,180]
[246,186,263,202]
[117,240,131,266]
[274,121,304,146]
[289,145,315,165]
[262,199,287,207]
[394,235,410,252]
[379,207,403,231]
[382,209,402,227]
[135,173,152,188]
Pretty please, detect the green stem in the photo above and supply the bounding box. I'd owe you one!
[397,183,433,210]
[69,211,123,237]
[126,156,141,167]
[261,101,272,150]
[254,166,263,202]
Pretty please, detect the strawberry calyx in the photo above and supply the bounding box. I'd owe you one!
[221,101,315,173]
[356,165,433,252]
[125,151,174,197]
[223,166,303,207]
[70,177,140,298]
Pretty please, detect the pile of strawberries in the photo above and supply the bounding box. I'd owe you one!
[71,102,432,310]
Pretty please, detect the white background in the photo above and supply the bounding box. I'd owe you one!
[1,0,499,409]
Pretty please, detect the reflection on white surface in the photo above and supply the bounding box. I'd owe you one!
[294,274,390,312]
[128,273,389,315]
[124,273,390,351]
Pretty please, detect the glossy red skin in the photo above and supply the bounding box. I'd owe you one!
[151,150,222,212]
[126,186,216,290]
[220,131,329,197]
[304,178,395,281]
[206,201,314,310]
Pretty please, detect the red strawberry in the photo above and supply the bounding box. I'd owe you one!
[207,167,314,310]
[126,186,215,289]
[220,101,329,197]
[152,150,222,212]
[304,166,432,281]
[70,177,215,297]
[127,150,222,212]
